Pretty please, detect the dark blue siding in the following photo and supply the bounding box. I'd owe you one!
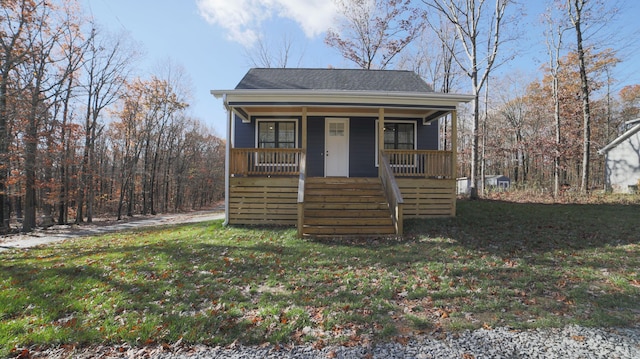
[233,113,440,178]
[417,120,439,150]
[234,115,255,148]
[349,118,377,177]
[307,117,325,177]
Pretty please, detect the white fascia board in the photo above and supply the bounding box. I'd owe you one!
[211,89,474,108]
[210,90,227,99]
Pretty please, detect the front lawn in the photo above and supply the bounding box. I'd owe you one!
[1,200,639,356]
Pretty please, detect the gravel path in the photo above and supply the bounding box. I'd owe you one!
[0,208,224,252]
[21,325,640,358]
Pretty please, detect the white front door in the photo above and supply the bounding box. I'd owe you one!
[325,118,349,177]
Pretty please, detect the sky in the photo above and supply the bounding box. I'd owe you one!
[81,0,640,137]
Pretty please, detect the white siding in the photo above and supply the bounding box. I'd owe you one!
[604,131,640,193]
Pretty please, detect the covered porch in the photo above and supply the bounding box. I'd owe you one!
[220,101,461,237]
[212,75,473,236]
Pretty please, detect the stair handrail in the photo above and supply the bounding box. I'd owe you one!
[297,152,306,237]
[379,151,404,235]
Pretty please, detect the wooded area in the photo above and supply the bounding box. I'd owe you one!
[324,0,639,197]
[0,0,224,233]
[2,0,639,233]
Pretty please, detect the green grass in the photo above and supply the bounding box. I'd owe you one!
[1,199,639,356]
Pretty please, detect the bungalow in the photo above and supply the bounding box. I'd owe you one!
[598,119,640,193]
[211,68,473,237]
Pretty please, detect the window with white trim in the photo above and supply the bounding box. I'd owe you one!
[384,123,414,150]
[255,119,298,167]
[376,120,417,166]
[257,120,297,149]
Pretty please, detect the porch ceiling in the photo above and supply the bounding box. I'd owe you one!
[212,88,473,122]
[231,105,450,119]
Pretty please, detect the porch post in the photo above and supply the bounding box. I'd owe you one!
[378,108,385,177]
[224,104,232,225]
[301,107,307,151]
[298,107,307,237]
[451,109,458,216]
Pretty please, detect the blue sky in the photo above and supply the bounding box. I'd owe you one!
[82,0,640,136]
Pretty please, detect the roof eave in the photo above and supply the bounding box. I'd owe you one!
[210,89,474,108]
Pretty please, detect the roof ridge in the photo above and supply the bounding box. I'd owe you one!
[248,67,415,72]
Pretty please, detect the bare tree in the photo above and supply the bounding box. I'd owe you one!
[424,0,513,199]
[17,0,86,232]
[564,0,620,193]
[245,34,305,68]
[142,64,189,215]
[543,1,570,197]
[494,72,529,183]
[400,17,463,153]
[76,25,136,223]
[568,0,592,193]
[398,17,460,93]
[55,2,87,224]
[326,0,424,69]
[19,1,60,231]
[0,0,38,232]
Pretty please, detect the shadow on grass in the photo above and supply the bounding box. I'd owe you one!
[405,199,640,254]
[1,201,639,353]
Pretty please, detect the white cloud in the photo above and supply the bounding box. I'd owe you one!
[196,0,338,47]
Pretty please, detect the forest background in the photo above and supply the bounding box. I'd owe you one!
[1,0,639,233]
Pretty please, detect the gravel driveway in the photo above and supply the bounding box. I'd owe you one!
[16,325,640,358]
[0,208,224,252]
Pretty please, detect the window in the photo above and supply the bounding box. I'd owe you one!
[255,119,298,168]
[375,120,417,166]
[329,122,345,137]
[257,120,296,148]
[384,123,414,150]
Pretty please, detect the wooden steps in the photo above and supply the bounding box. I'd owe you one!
[302,177,396,237]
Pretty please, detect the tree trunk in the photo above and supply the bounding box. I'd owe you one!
[0,81,9,232]
[22,96,39,232]
[86,115,99,223]
[572,0,592,194]
[553,74,561,197]
[469,83,480,199]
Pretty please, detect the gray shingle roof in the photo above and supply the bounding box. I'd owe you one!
[235,68,433,92]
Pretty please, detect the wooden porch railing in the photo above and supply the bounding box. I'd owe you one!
[379,152,404,236]
[230,148,304,176]
[383,150,453,178]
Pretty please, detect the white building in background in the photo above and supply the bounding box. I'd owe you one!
[598,119,640,193]
[457,175,511,195]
